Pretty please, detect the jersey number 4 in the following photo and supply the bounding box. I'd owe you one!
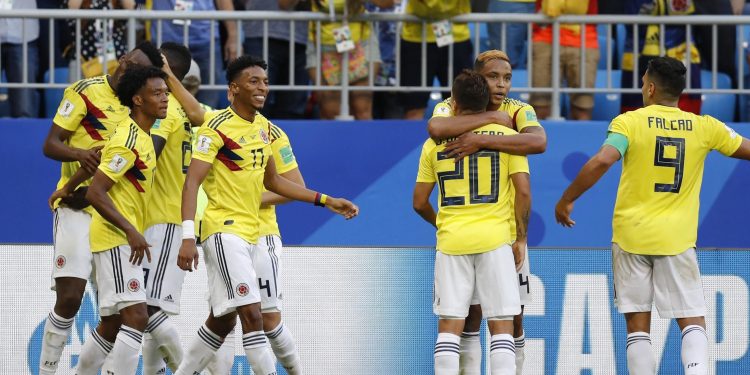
[436,150,500,206]
[653,136,685,193]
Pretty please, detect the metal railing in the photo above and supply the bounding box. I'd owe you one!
[2,10,750,119]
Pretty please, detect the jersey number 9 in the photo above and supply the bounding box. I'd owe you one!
[653,136,685,193]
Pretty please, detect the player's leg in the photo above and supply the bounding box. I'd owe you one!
[459,304,482,375]
[76,314,121,375]
[434,251,474,375]
[143,223,186,372]
[476,245,521,375]
[515,242,532,375]
[612,243,657,375]
[206,327,237,374]
[256,235,303,374]
[653,248,708,375]
[40,208,92,375]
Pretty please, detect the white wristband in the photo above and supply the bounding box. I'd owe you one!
[182,220,195,240]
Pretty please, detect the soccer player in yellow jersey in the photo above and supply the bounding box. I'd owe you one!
[51,65,169,374]
[39,42,163,375]
[137,42,195,374]
[428,50,545,375]
[555,56,750,375]
[413,70,531,375]
[173,55,358,375]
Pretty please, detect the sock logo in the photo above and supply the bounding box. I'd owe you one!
[127,278,141,292]
[55,255,66,269]
[237,283,249,297]
[688,363,699,368]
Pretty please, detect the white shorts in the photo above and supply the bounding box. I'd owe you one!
[202,233,262,317]
[143,223,186,315]
[92,246,147,317]
[434,245,521,319]
[612,243,706,318]
[255,235,284,312]
[50,208,93,287]
[470,243,533,307]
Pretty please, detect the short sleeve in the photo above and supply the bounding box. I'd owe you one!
[416,140,437,183]
[431,99,454,119]
[508,154,530,176]
[52,87,87,131]
[514,105,542,133]
[607,113,631,139]
[191,126,224,164]
[271,130,299,174]
[705,116,743,156]
[151,112,180,140]
[98,143,136,182]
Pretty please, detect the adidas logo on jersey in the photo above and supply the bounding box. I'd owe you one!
[163,294,174,302]
[105,106,115,112]
[239,136,247,144]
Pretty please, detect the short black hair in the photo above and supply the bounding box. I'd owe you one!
[646,56,686,99]
[116,65,167,108]
[452,69,489,113]
[160,42,192,81]
[225,55,268,83]
[134,41,164,68]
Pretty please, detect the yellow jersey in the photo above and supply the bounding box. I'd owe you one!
[258,124,299,238]
[146,95,192,227]
[431,97,541,238]
[192,108,272,245]
[90,121,157,252]
[416,123,530,255]
[402,0,471,43]
[52,75,129,209]
[608,105,743,255]
[310,0,371,45]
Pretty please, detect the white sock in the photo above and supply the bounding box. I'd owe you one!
[101,325,143,375]
[174,324,224,375]
[243,331,277,375]
[435,332,460,375]
[266,322,302,375]
[146,310,183,371]
[490,333,516,375]
[626,332,655,375]
[681,325,709,375]
[142,333,167,375]
[39,311,74,375]
[75,329,113,375]
[458,331,481,375]
[206,329,236,375]
[514,333,525,375]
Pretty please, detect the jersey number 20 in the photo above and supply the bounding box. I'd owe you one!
[436,150,500,206]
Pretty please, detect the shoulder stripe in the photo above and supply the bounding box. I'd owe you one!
[270,125,282,139]
[74,77,105,93]
[207,110,233,130]
[125,124,138,149]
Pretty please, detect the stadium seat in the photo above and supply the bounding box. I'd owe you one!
[700,69,734,122]
[424,77,445,120]
[44,67,70,118]
[508,69,530,102]
[597,24,614,70]
[592,69,622,121]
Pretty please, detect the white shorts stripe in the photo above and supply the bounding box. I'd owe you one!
[151,223,175,299]
[215,235,234,300]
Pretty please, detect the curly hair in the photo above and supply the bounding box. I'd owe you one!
[116,65,167,108]
[134,41,164,68]
[225,55,268,83]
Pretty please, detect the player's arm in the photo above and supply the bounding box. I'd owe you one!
[443,123,547,160]
[263,156,359,218]
[412,182,437,228]
[152,135,168,159]
[47,166,95,209]
[261,167,305,207]
[511,171,531,271]
[555,144,621,227]
[178,159,212,272]
[730,138,750,160]
[86,171,151,264]
[427,110,512,140]
[42,125,103,174]
[161,56,206,126]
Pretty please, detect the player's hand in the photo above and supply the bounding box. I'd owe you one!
[76,146,103,175]
[444,132,483,161]
[177,239,200,272]
[325,197,359,220]
[126,229,152,265]
[160,54,175,78]
[48,187,73,209]
[555,198,576,228]
[488,110,512,127]
[512,240,526,272]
